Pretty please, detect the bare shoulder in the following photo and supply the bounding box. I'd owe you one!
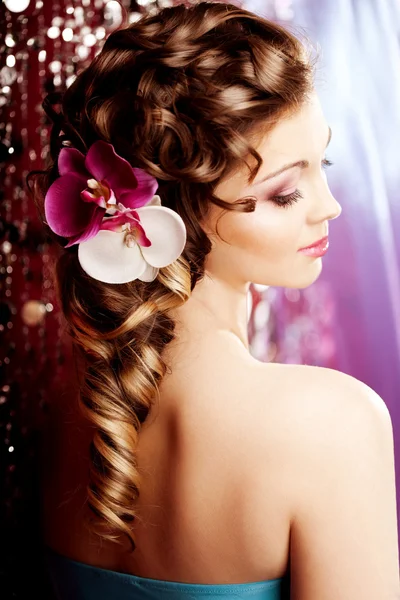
[222,360,394,460]
[246,362,394,465]
[257,362,392,430]
[252,362,399,599]
[172,333,392,447]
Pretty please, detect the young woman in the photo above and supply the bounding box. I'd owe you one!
[30,2,399,598]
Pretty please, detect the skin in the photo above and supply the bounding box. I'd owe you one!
[177,92,342,349]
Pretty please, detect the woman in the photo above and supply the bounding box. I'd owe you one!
[29,2,399,598]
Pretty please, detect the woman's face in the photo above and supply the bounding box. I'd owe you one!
[203,92,342,289]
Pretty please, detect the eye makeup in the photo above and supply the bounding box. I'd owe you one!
[268,157,334,210]
[266,174,301,209]
[270,188,303,209]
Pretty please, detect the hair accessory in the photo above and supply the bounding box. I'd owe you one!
[44,140,187,284]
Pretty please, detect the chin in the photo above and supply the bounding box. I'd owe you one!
[251,258,324,289]
[286,258,323,288]
[258,258,323,289]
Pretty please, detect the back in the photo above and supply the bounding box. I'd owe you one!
[41,330,399,599]
[41,330,294,584]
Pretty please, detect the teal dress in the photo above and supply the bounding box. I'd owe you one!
[45,547,290,599]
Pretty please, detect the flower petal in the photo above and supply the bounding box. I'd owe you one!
[58,147,88,178]
[118,169,159,209]
[138,264,159,282]
[144,194,162,207]
[77,230,147,284]
[100,210,139,232]
[134,222,152,247]
[65,208,105,247]
[81,188,108,209]
[134,206,187,268]
[44,173,96,238]
[84,141,158,208]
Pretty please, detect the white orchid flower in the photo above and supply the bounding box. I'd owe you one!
[77,195,187,284]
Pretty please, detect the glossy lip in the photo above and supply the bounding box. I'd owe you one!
[298,235,329,251]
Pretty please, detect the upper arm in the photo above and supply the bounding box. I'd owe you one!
[287,368,399,600]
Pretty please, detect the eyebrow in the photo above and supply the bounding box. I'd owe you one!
[254,126,332,185]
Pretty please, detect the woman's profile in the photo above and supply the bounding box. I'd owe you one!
[28,2,399,599]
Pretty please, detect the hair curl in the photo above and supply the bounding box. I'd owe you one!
[27,1,314,551]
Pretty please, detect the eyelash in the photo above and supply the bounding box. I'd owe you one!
[271,188,303,209]
[270,158,334,209]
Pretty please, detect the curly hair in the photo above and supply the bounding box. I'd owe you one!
[27,1,314,551]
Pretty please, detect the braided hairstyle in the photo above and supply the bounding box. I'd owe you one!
[27,1,314,551]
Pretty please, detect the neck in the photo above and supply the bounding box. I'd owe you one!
[175,271,251,351]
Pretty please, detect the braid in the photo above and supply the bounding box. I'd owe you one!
[57,254,191,549]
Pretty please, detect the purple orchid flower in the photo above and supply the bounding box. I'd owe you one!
[44,140,159,248]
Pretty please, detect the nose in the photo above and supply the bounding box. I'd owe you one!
[326,189,342,221]
[308,176,342,224]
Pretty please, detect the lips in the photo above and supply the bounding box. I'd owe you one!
[299,235,329,251]
[298,235,330,258]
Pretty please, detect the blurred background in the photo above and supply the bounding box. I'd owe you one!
[1,0,399,597]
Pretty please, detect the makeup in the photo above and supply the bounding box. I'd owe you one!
[298,236,329,257]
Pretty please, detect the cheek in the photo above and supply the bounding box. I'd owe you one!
[224,204,302,260]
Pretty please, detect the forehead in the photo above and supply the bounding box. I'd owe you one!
[253,92,328,164]
[214,92,328,200]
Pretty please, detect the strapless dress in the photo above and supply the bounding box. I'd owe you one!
[45,546,290,599]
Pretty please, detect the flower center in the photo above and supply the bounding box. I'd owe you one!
[86,178,117,212]
[123,223,138,248]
